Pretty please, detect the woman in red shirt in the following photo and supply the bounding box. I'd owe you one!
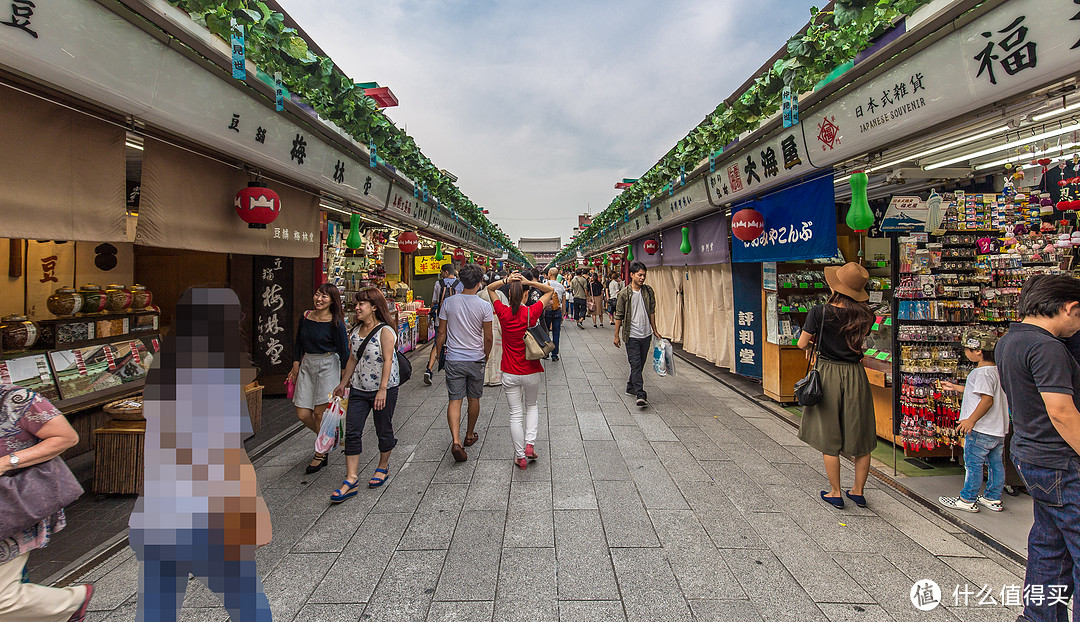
[487,272,554,469]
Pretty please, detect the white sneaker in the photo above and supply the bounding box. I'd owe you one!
[939,496,979,513]
[976,496,1003,512]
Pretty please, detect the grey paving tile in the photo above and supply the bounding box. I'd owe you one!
[362,549,445,620]
[292,603,366,621]
[720,548,827,622]
[649,509,744,599]
[368,459,439,514]
[669,426,726,461]
[554,510,619,600]
[836,552,959,622]
[676,480,767,549]
[625,459,689,510]
[593,480,659,547]
[398,483,468,551]
[176,608,229,622]
[505,481,555,547]
[463,459,512,511]
[817,603,894,621]
[650,441,712,483]
[551,458,598,510]
[308,512,411,604]
[494,547,558,621]
[688,599,762,621]
[558,600,626,622]
[262,552,336,621]
[609,547,692,621]
[583,440,631,481]
[548,425,585,458]
[629,410,679,441]
[434,510,504,601]
[85,554,139,611]
[426,600,495,622]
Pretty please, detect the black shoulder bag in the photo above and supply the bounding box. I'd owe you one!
[793,307,826,407]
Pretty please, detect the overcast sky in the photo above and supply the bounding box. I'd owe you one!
[278,0,818,245]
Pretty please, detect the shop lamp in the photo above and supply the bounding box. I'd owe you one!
[845,171,875,232]
[346,213,363,249]
[397,231,419,254]
[680,226,692,254]
[643,239,659,255]
[626,244,634,261]
[234,182,281,229]
[453,247,466,262]
[731,207,765,242]
[925,121,1080,170]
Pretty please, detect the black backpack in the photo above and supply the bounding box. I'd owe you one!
[432,278,459,314]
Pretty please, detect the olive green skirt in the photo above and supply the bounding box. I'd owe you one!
[797,358,876,457]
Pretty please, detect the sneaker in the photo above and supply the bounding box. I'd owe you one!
[938,496,979,513]
[68,584,94,622]
[636,398,647,407]
[423,369,433,386]
[551,354,560,361]
[976,496,1003,512]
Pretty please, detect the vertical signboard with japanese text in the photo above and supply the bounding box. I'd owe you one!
[732,262,763,379]
[253,256,293,376]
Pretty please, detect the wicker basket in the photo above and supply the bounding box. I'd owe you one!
[103,396,144,421]
[244,381,263,435]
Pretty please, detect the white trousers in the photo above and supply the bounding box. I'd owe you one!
[502,372,540,459]
[0,552,86,621]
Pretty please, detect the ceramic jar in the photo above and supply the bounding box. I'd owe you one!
[105,284,133,313]
[129,285,153,311]
[78,284,106,315]
[47,287,83,317]
[1,315,38,351]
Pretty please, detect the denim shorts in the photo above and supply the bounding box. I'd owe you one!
[445,359,485,400]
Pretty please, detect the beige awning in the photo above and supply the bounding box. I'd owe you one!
[137,138,320,257]
[0,85,126,242]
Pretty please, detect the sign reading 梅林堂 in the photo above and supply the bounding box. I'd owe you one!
[252,256,293,375]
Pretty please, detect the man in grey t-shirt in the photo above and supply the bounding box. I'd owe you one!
[434,263,492,462]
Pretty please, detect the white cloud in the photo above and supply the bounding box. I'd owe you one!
[278,0,818,243]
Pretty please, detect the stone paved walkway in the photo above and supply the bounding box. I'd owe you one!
[77,325,1026,621]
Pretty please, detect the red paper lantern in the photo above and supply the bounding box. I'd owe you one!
[397,231,419,254]
[453,247,466,262]
[731,208,765,242]
[234,182,281,229]
[643,239,659,255]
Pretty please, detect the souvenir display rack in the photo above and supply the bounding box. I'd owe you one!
[889,189,1070,455]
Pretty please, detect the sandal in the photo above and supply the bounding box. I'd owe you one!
[463,432,479,447]
[67,584,94,622]
[368,468,390,488]
[305,452,328,474]
[330,478,360,503]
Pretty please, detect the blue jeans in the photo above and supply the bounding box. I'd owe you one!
[544,312,562,355]
[1014,457,1080,622]
[959,429,1005,502]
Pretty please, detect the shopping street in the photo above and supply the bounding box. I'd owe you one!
[71,330,1027,621]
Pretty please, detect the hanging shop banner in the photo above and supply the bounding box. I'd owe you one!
[415,255,451,275]
[706,129,814,208]
[252,255,294,375]
[660,211,730,266]
[879,196,928,232]
[0,85,127,243]
[138,139,321,257]
[802,0,1080,168]
[632,237,663,268]
[731,174,836,263]
[25,241,76,320]
[731,262,763,379]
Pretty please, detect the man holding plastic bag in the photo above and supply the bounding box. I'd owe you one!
[613,261,663,407]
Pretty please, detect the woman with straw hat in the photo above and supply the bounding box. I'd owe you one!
[796,262,876,510]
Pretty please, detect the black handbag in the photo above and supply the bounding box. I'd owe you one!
[794,308,826,407]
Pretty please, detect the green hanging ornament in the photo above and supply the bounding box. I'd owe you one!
[680,226,692,254]
[434,240,443,261]
[626,243,634,261]
[346,213,362,250]
[603,254,610,267]
[846,171,875,232]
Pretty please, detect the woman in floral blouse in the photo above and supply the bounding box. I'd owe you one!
[331,287,400,502]
[0,385,94,621]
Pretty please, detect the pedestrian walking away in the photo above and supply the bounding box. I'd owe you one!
[606,273,622,325]
[795,262,875,511]
[479,284,506,386]
[544,267,566,361]
[588,272,605,328]
[434,263,493,462]
[488,272,554,469]
[424,264,464,386]
[938,330,1010,514]
[995,274,1080,622]
[613,261,662,407]
[570,269,589,329]
[285,283,350,474]
[0,386,93,622]
[331,287,402,501]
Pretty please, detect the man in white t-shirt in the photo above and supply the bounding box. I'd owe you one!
[606,275,623,325]
[544,267,567,362]
[435,263,493,462]
[613,261,661,407]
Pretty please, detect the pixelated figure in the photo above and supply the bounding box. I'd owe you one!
[128,288,273,621]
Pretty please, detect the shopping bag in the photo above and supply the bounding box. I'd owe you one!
[316,396,346,454]
[663,339,677,377]
[652,338,668,377]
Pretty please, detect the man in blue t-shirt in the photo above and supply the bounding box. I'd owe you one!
[996,274,1080,622]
